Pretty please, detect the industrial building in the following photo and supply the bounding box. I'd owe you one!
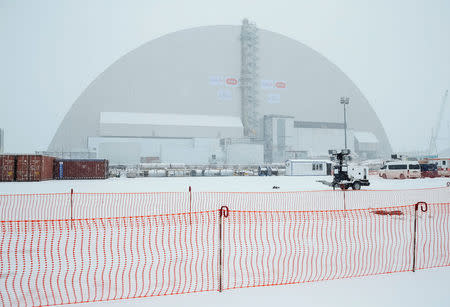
[48,20,392,165]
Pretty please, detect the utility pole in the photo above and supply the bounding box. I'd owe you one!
[340,97,350,149]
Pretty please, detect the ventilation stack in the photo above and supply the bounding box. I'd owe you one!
[240,19,259,138]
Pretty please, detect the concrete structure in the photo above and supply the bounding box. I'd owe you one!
[49,23,392,164]
[353,131,379,159]
[88,137,224,165]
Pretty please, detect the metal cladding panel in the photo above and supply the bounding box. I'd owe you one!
[286,160,327,176]
[15,155,54,182]
[99,112,243,138]
[294,128,355,157]
[355,140,378,152]
[15,155,27,181]
[292,162,312,175]
[48,25,392,157]
[41,156,55,181]
[227,143,264,164]
[54,159,109,180]
[98,142,141,165]
[0,155,15,182]
[100,123,243,138]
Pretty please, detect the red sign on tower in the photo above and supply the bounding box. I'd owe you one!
[275,81,286,89]
[226,78,238,85]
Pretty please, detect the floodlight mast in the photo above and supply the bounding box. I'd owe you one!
[321,148,370,190]
[340,97,350,149]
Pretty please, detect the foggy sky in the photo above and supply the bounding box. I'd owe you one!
[1,0,449,154]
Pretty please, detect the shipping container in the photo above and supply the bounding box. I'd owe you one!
[285,159,331,176]
[15,155,54,181]
[0,155,16,182]
[54,159,109,179]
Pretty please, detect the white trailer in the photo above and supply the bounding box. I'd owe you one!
[285,159,331,176]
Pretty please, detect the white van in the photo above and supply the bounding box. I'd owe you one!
[379,161,421,179]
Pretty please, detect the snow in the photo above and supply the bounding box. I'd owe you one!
[1,175,449,194]
[1,176,449,307]
[80,267,450,307]
[100,112,243,128]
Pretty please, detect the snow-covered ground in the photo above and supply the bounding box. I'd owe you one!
[85,267,450,307]
[1,175,449,194]
[1,176,449,307]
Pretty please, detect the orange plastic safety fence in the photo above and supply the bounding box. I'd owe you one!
[0,202,449,306]
[0,211,218,306]
[222,206,416,290]
[219,204,450,291]
[415,203,450,270]
[1,187,449,221]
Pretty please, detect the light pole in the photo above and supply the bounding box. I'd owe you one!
[340,97,350,149]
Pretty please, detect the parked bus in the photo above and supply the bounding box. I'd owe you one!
[379,161,421,179]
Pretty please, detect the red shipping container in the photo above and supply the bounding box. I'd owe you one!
[54,159,109,180]
[0,155,16,182]
[40,156,55,180]
[16,155,55,182]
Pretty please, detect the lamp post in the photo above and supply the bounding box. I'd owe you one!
[340,97,350,149]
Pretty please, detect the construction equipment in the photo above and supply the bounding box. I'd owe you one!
[429,90,448,155]
[318,149,370,190]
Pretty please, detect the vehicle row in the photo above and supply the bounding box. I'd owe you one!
[378,158,450,179]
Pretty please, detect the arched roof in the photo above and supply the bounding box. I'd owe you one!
[48,25,391,155]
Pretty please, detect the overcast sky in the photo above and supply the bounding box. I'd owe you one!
[1,0,449,154]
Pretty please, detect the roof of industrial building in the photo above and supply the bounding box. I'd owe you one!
[100,112,243,128]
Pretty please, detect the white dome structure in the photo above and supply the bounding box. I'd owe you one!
[49,24,391,164]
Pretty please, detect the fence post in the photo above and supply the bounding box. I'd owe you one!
[343,189,346,211]
[412,202,428,272]
[189,186,192,225]
[219,205,229,292]
[70,188,74,229]
[342,189,347,219]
